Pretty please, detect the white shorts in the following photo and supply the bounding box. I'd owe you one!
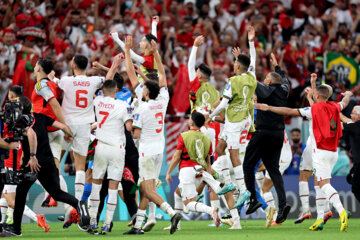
[138,154,163,183]
[69,124,91,156]
[265,144,292,179]
[92,141,125,181]
[300,138,313,171]
[312,148,338,181]
[3,184,17,194]
[48,130,64,160]
[220,116,251,150]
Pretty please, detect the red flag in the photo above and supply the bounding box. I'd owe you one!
[170,63,190,113]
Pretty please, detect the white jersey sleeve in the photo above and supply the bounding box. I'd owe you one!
[298,107,312,120]
[222,81,232,100]
[35,79,55,102]
[132,105,143,130]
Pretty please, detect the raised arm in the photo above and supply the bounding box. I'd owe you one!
[151,16,159,37]
[150,40,166,87]
[105,53,124,80]
[110,31,145,64]
[124,36,139,88]
[188,36,204,82]
[340,91,353,109]
[255,103,301,117]
[248,25,256,78]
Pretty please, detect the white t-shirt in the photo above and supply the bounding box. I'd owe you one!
[0,78,12,106]
[0,43,23,75]
[133,87,169,155]
[59,75,104,125]
[94,95,132,147]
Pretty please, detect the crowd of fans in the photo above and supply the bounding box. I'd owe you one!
[0,0,359,174]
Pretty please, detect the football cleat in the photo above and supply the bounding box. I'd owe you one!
[36,214,50,232]
[143,220,156,232]
[324,211,333,224]
[234,190,251,208]
[265,206,276,228]
[339,209,349,232]
[309,219,324,231]
[211,207,221,227]
[216,183,236,195]
[294,211,312,224]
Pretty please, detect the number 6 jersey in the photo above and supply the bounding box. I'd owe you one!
[133,86,169,156]
[59,75,104,125]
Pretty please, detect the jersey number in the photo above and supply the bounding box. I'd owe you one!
[239,130,248,145]
[99,111,109,128]
[76,90,88,108]
[155,112,163,133]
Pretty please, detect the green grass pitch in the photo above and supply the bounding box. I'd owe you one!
[19,219,360,240]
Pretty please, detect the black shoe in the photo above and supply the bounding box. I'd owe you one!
[77,200,90,229]
[246,200,262,215]
[109,221,113,232]
[3,224,22,237]
[276,205,291,224]
[57,216,65,221]
[170,213,182,234]
[123,228,144,235]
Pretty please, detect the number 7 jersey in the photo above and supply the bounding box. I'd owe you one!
[133,87,169,155]
[59,75,104,125]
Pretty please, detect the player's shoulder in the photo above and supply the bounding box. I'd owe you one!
[35,78,51,91]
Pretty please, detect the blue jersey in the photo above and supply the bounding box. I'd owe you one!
[116,87,132,105]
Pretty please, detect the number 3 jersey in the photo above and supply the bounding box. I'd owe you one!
[133,86,169,156]
[59,75,104,125]
[94,95,132,147]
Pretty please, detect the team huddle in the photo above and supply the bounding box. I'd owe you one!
[0,17,353,237]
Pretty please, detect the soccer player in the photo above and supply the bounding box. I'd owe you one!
[255,80,353,232]
[166,112,221,227]
[58,55,104,206]
[207,26,257,208]
[88,80,133,234]
[31,58,69,210]
[123,35,181,235]
[110,16,159,82]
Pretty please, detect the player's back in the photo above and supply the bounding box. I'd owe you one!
[94,95,131,147]
[59,75,104,125]
[133,87,169,156]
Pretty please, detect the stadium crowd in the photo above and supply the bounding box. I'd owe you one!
[0,0,358,237]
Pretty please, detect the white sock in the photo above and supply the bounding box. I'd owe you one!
[314,186,325,219]
[75,171,86,200]
[174,192,184,213]
[88,183,102,221]
[321,184,344,214]
[160,202,175,217]
[230,208,240,224]
[219,155,231,185]
[24,205,37,222]
[0,198,8,223]
[233,165,246,194]
[263,192,276,208]
[299,181,310,212]
[324,199,331,213]
[105,189,117,225]
[148,202,156,221]
[220,195,229,210]
[7,208,14,219]
[210,200,220,209]
[256,171,265,191]
[134,209,146,229]
[233,190,240,202]
[60,175,68,192]
[186,202,213,215]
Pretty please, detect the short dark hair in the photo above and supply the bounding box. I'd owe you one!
[19,96,32,114]
[198,63,212,78]
[291,128,301,133]
[191,111,205,128]
[113,72,124,90]
[269,72,282,84]
[144,81,160,100]
[38,58,53,74]
[145,34,158,44]
[102,79,117,92]
[74,55,88,71]
[10,85,23,97]
[316,85,330,99]
[237,54,250,70]
[146,73,159,82]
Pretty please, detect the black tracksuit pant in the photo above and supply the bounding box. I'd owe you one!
[14,159,78,233]
[243,129,287,208]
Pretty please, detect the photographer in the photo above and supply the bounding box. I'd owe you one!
[3,97,90,236]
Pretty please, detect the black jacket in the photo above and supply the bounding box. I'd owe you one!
[255,66,290,130]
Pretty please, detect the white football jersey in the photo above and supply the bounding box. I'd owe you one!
[94,96,132,147]
[133,87,169,155]
[59,75,104,125]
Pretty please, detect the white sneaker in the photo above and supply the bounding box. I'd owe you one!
[221,218,234,227]
[163,224,181,231]
[265,206,277,229]
[143,220,156,232]
[229,222,242,230]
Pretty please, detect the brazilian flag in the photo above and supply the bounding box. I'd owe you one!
[325,51,359,87]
